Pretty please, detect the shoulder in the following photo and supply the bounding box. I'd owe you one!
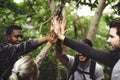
[66,55,75,69]
[67,55,75,64]
[67,55,74,59]
[94,62,104,75]
[95,63,104,70]
[94,62,104,78]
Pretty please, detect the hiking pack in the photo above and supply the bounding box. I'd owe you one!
[67,55,96,80]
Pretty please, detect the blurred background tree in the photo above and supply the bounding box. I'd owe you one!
[0,0,120,80]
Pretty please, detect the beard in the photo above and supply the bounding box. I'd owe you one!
[109,44,120,52]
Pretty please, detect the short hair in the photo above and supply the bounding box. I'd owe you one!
[81,39,93,47]
[6,25,22,35]
[109,19,120,36]
[9,56,39,80]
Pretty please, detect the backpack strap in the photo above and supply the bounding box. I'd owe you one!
[76,68,90,74]
[90,60,96,80]
[67,55,79,80]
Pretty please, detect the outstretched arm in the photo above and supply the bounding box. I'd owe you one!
[35,42,52,66]
[55,40,69,67]
[35,31,57,67]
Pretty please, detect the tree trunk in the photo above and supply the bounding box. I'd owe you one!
[48,0,56,14]
[87,0,107,42]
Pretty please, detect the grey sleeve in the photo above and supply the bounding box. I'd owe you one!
[111,59,120,80]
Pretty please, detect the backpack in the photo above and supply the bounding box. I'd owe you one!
[67,55,96,80]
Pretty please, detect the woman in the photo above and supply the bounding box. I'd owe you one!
[9,56,39,80]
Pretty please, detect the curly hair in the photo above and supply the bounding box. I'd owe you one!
[6,25,22,35]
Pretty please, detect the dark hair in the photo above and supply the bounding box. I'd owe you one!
[6,25,22,35]
[81,39,93,47]
[109,19,120,36]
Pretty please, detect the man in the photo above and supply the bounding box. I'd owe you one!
[0,25,56,80]
[51,16,120,80]
[56,39,104,80]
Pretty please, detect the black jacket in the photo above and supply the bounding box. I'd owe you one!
[0,40,39,80]
[63,37,120,68]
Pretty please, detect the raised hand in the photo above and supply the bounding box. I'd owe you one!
[51,16,66,40]
[51,16,61,35]
[60,17,67,35]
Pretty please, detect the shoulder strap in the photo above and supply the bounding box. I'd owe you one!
[90,60,96,80]
[67,55,79,80]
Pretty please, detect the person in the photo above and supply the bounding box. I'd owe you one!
[0,25,56,80]
[8,56,40,80]
[9,39,55,80]
[55,38,104,80]
[51,16,120,80]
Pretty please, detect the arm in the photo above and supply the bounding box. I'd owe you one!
[35,31,57,67]
[0,40,38,56]
[63,37,119,67]
[55,40,69,67]
[0,35,50,58]
[51,17,69,66]
[35,42,52,66]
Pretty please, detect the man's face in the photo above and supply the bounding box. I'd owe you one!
[78,53,88,63]
[7,29,23,44]
[107,27,120,51]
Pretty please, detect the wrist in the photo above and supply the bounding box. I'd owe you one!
[58,35,65,41]
[38,37,47,45]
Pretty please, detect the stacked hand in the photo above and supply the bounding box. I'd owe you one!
[47,30,57,44]
[51,16,67,40]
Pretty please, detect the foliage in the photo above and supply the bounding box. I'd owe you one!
[0,0,120,80]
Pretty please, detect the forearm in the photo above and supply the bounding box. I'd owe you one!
[0,40,39,57]
[55,40,69,66]
[35,42,52,66]
[38,37,48,46]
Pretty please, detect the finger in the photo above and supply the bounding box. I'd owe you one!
[50,23,54,32]
[56,16,59,20]
[64,30,67,35]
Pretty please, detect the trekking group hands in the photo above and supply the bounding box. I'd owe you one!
[50,16,105,80]
[50,16,67,43]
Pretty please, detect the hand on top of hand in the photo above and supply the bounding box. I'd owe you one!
[51,16,67,40]
[47,30,57,44]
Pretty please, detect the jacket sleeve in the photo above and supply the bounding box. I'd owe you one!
[63,37,119,67]
[0,39,39,58]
